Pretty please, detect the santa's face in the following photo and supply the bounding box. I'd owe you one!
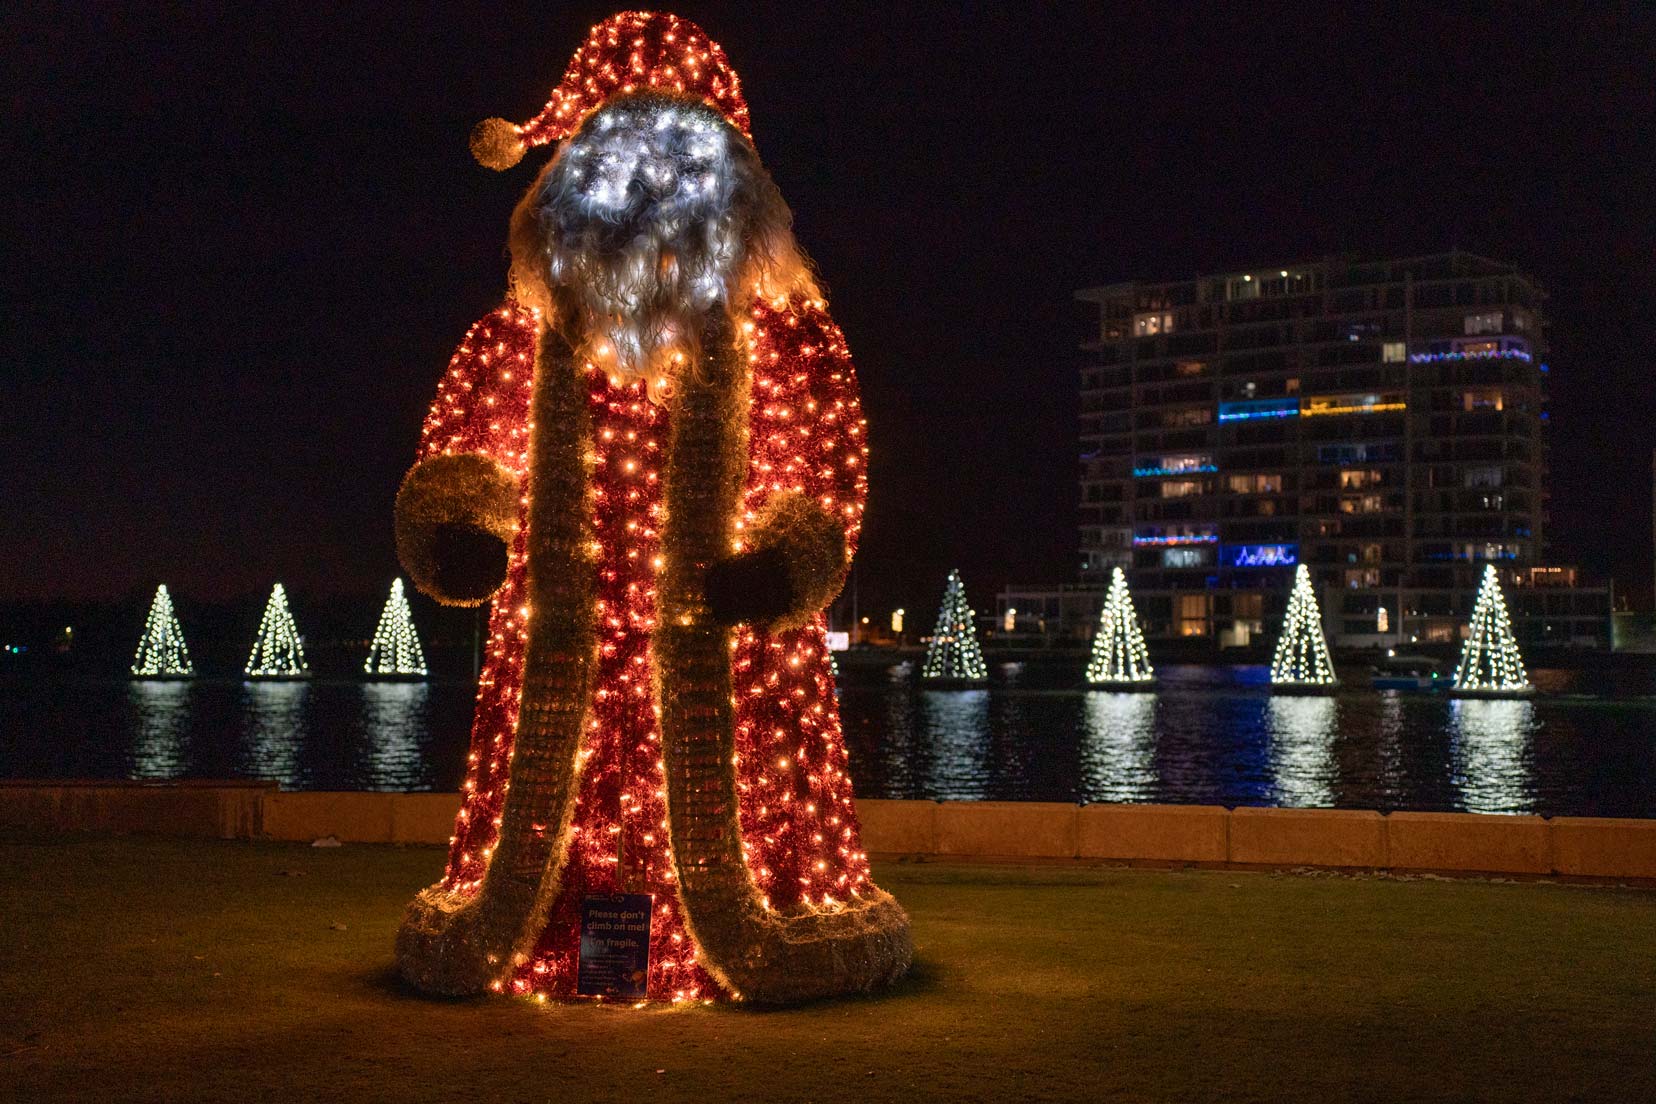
[556,98,739,252]
[521,94,752,380]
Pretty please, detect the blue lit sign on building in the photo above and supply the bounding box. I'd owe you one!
[1222,543,1298,567]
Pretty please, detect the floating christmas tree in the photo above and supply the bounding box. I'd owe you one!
[1086,567,1154,687]
[922,569,988,684]
[1452,564,1532,695]
[1270,564,1337,689]
[131,584,193,679]
[364,578,428,678]
[245,583,309,679]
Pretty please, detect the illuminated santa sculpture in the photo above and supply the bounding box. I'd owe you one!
[392,11,911,1003]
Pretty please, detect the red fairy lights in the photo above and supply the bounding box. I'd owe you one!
[416,297,872,1001]
[471,11,751,171]
[405,8,903,1005]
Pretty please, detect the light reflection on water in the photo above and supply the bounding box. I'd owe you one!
[8,663,1655,814]
[1265,696,1338,808]
[835,663,1656,816]
[358,682,433,790]
[1080,692,1157,802]
[918,689,992,800]
[239,681,307,788]
[1449,699,1538,815]
[128,681,192,779]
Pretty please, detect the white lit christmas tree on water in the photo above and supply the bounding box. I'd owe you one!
[1086,567,1154,688]
[922,569,988,685]
[245,583,309,679]
[364,578,428,678]
[131,584,193,679]
[1451,564,1532,696]
[1270,564,1337,690]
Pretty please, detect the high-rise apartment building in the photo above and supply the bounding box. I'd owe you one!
[1001,252,1608,648]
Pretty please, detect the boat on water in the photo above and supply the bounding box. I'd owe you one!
[1371,651,1448,692]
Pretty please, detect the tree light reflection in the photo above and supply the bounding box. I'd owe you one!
[1450,699,1537,814]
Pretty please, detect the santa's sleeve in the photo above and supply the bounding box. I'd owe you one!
[737,297,869,630]
[395,302,538,606]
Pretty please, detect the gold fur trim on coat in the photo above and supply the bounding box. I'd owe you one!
[394,453,520,607]
[655,313,913,1003]
[742,491,850,632]
[395,332,599,995]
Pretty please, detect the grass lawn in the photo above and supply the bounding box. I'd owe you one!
[2,832,1652,1103]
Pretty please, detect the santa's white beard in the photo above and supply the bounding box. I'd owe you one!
[526,96,748,384]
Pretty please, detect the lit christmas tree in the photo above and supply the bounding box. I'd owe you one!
[922,569,988,684]
[245,583,309,678]
[1270,564,1337,688]
[130,584,193,679]
[364,578,428,678]
[1086,567,1154,687]
[1452,564,1532,695]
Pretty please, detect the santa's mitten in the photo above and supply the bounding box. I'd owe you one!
[395,453,517,606]
[705,545,792,626]
[707,491,848,630]
[430,522,509,603]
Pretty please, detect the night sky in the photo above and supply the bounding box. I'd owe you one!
[5,2,1654,618]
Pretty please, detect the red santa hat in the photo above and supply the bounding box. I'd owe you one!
[469,10,753,171]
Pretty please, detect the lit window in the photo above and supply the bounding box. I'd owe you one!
[1175,360,1206,377]
[1462,388,1504,411]
[1162,547,1211,568]
[1160,480,1204,498]
[1226,473,1283,494]
[1134,454,1216,477]
[1133,311,1173,337]
[1464,311,1503,336]
[1162,407,1212,428]
[1339,495,1385,514]
[1382,341,1406,363]
[1338,469,1383,489]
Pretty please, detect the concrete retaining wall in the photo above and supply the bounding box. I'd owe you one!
[4,782,1655,880]
[0,780,274,839]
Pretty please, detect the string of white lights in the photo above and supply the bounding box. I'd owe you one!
[1270,564,1337,686]
[365,578,429,677]
[245,582,309,678]
[131,584,193,678]
[1086,567,1154,684]
[1452,564,1531,693]
[922,569,987,683]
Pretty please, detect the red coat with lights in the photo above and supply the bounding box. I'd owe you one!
[389,12,910,1004]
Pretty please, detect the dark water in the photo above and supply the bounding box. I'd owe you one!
[3,664,1653,816]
